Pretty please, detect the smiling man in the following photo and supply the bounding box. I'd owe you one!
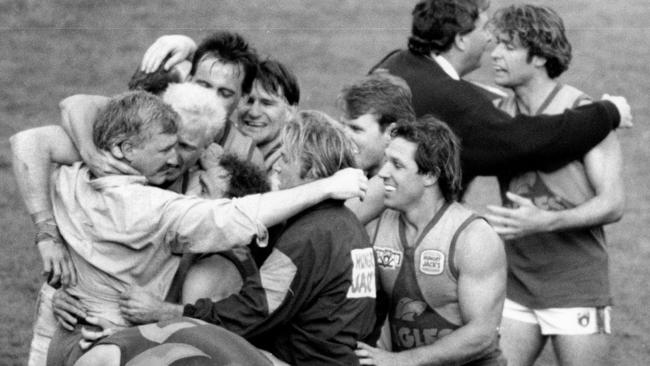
[356,118,507,366]
[236,59,300,188]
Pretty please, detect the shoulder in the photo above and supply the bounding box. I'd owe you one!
[454,217,505,273]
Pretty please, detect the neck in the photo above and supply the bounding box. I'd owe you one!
[257,135,281,157]
[435,51,465,77]
[401,188,446,234]
[513,75,556,115]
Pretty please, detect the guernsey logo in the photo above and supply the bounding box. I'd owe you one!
[374,247,403,269]
[420,250,444,275]
[394,297,427,321]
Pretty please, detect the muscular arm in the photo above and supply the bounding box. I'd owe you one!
[405,220,506,365]
[11,126,81,216]
[547,132,624,228]
[346,175,386,224]
[11,126,81,286]
[487,132,624,238]
[60,94,108,154]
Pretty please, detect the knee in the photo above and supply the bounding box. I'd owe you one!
[74,345,120,366]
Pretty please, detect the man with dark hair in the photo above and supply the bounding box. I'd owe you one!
[356,118,507,366]
[236,58,300,187]
[485,5,624,366]
[371,0,631,190]
[72,110,378,366]
[338,71,415,177]
[61,31,264,180]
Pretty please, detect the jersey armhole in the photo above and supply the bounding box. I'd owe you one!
[448,214,484,280]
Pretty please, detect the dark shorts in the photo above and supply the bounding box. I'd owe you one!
[97,317,272,366]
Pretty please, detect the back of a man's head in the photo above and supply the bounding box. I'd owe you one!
[93,91,179,151]
[190,31,259,95]
[338,71,415,131]
[391,116,462,202]
[162,83,227,141]
[492,4,572,79]
[219,153,271,198]
[409,0,489,55]
[256,59,300,106]
[282,110,356,180]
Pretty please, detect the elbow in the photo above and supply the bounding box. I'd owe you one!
[10,130,36,154]
[468,328,500,360]
[602,193,626,225]
[606,199,625,224]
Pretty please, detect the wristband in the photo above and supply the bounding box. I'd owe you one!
[34,217,64,246]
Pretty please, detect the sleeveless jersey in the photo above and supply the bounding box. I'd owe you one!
[499,84,611,308]
[372,203,476,349]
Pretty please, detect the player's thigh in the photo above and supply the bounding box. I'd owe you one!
[182,254,243,303]
[500,299,547,366]
[552,333,610,366]
[74,345,121,366]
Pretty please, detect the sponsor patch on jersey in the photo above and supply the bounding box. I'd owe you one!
[419,250,444,275]
[374,247,403,270]
[347,248,376,298]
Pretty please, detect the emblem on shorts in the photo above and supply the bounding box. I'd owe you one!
[374,247,403,269]
[578,312,591,327]
[420,250,444,275]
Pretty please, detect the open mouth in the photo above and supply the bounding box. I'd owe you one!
[384,184,396,192]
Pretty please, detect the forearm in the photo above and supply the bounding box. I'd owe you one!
[156,302,184,322]
[59,94,108,155]
[544,195,624,232]
[11,127,79,214]
[256,178,332,227]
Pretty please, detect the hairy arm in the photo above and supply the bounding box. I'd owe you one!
[486,132,624,239]
[11,126,81,286]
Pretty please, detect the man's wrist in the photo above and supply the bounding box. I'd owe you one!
[159,302,184,321]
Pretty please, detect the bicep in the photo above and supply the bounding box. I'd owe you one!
[455,221,507,326]
[583,131,623,198]
[12,125,80,165]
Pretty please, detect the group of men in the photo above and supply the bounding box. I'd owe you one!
[12,0,630,365]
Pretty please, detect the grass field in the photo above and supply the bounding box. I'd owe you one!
[1,0,648,364]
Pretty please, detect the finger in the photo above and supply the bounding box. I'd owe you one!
[505,192,534,206]
[484,213,517,228]
[142,43,164,72]
[492,225,519,236]
[79,339,94,351]
[485,204,514,216]
[42,257,53,281]
[358,359,376,365]
[49,261,62,287]
[355,349,370,357]
[356,341,372,350]
[60,260,71,287]
[67,258,78,287]
[81,326,105,342]
[164,53,185,71]
[56,315,76,331]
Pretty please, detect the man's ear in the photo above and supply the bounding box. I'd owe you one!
[454,33,468,52]
[382,122,396,145]
[422,171,439,187]
[531,55,547,69]
[111,140,132,162]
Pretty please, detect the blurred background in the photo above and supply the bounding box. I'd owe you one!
[1,0,648,364]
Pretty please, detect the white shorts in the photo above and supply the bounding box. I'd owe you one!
[502,298,611,335]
